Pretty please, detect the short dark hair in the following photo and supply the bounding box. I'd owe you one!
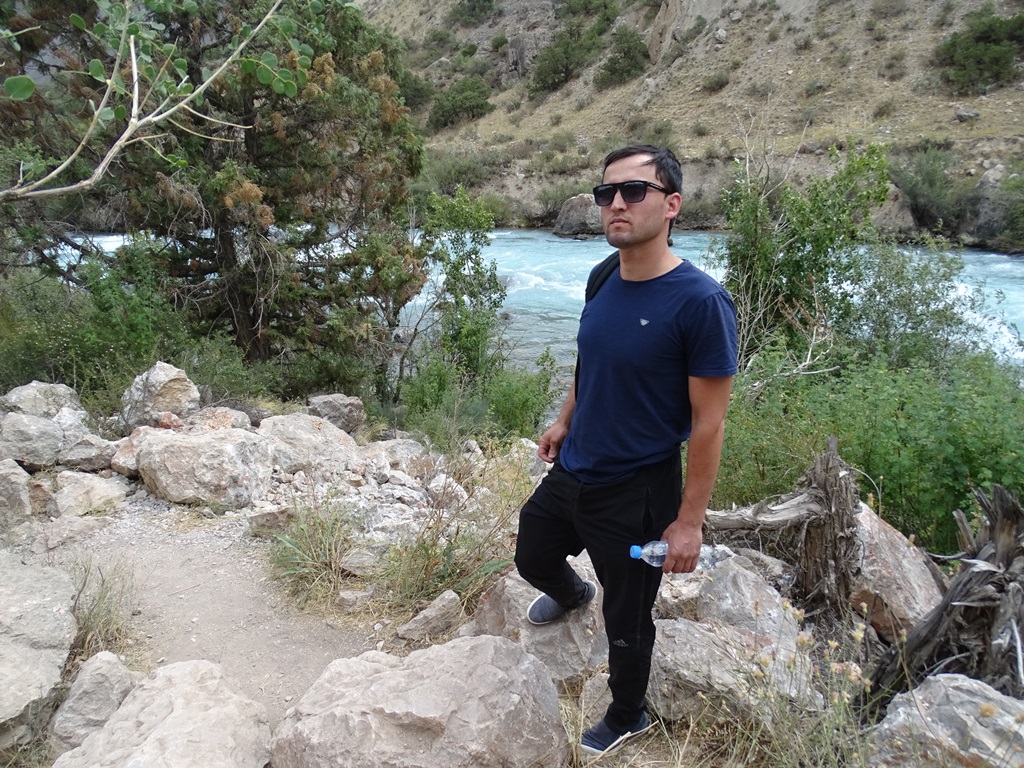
[601,144,683,195]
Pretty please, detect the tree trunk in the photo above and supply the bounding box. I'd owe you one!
[795,436,861,622]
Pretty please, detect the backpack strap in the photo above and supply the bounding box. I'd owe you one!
[585,250,621,303]
[575,251,620,397]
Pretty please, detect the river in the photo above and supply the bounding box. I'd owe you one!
[484,229,1024,369]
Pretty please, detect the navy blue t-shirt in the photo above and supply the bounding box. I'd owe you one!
[559,259,738,484]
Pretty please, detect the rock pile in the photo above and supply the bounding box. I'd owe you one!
[1,363,1018,767]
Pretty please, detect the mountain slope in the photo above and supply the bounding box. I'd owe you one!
[360,0,1024,231]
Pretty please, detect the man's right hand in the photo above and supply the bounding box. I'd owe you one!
[537,422,569,463]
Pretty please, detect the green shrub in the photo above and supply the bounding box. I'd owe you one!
[447,0,498,27]
[491,33,508,51]
[428,76,496,131]
[483,349,557,437]
[934,9,1024,95]
[475,192,521,226]
[872,98,896,120]
[534,179,592,225]
[804,79,829,97]
[424,28,457,55]
[993,166,1024,252]
[529,32,589,94]
[594,25,649,90]
[397,69,434,111]
[719,353,1024,554]
[889,147,978,235]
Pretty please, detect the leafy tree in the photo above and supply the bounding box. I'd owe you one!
[419,187,504,382]
[2,0,425,398]
[529,31,588,94]
[427,75,494,131]
[594,25,649,90]
[710,144,890,366]
[529,6,617,95]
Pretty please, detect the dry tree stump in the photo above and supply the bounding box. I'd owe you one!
[866,485,1024,715]
[705,436,862,624]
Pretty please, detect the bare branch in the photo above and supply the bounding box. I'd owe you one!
[0,0,284,204]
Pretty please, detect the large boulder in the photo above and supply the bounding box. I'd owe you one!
[458,554,607,689]
[0,412,63,470]
[0,381,80,418]
[0,552,77,750]
[552,193,603,237]
[851,505,943,642]
[648,617,818,724]
[120,362,201,429]
[270,635,569,768]
[136,428,273,509]
[59,434,119,472]
[696,556,800,652]
[868,674,1024,767]
[307,394,366,434]
[50,651,140,751]
[52,660,270,768]
[257,414,360,477]
[51,471,129,518]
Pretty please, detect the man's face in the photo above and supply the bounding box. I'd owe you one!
[600,154,679,250]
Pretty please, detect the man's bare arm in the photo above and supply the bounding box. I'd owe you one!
[662,375,733,573]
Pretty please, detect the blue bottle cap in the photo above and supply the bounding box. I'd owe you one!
[629,545,642,559]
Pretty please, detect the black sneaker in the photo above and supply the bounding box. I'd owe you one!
[526,580,597,626]
[580,712,654,756]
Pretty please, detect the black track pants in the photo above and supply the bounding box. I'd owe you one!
[514,452,682,732]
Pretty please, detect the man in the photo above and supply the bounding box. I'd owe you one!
[514,145,737,756]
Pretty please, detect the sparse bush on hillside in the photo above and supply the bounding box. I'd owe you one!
[414,147,511,199]
[594,25,649,90]
[880,48,907,80]
[804,79,829,97]
[934,9,1024,95]
[428,76,496,131]
[870,0,907,19]
[702,70,730,92]
[872,98,897,120]
[935,0,957,28]
[666,15,707,60]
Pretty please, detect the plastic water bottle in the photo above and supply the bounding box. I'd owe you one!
[629,541,722,569]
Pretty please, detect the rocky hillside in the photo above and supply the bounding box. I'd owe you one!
[360,0,1024,230]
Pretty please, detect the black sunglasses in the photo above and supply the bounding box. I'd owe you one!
[592,180,670,207]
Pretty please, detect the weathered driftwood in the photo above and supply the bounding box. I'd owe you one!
[706,437,861,621]
[866,485,1024,715]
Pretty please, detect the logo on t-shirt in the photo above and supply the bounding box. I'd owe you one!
[640,318,650,326]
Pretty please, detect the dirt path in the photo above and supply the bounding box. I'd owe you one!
[41,493,375,727]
